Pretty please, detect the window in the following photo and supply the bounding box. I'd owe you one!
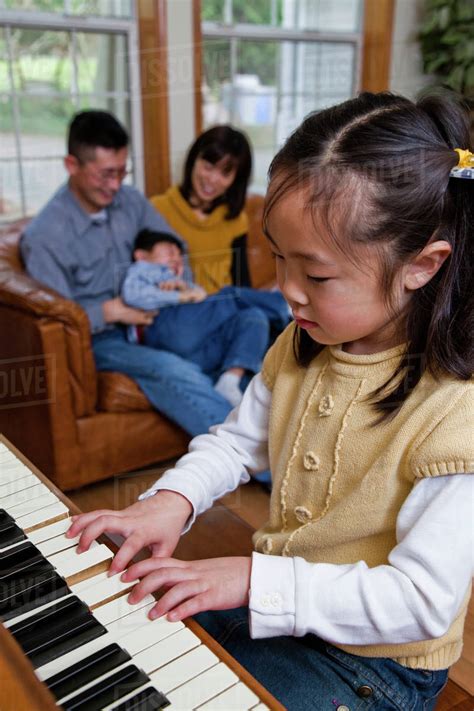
[0,0,143,222]
[202,0,363,191]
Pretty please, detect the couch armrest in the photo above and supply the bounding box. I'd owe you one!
[245,194,276,289]
[0,249,97,417]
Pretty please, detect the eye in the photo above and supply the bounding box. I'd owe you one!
[271,252,284,261]
[307,275,330,283]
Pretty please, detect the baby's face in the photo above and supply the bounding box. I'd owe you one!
[145,243,184,276]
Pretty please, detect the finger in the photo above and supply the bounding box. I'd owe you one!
[66,510,113,538]
[108,534,149,576]
[166,593,210,622]
[76,514,129,553]
[149,580,205,620]
[121,557,184,582]
[128,567,196,605]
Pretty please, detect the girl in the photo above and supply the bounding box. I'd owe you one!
[68,92,473,710]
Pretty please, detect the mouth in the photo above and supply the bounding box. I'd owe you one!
[294,316,319,329]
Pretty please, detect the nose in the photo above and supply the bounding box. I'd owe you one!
[279,270,309,308]
[108,176,121,192]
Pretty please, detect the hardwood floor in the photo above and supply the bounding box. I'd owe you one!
[68,460,474,711]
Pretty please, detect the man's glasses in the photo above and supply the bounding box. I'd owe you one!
[92,167,130,183]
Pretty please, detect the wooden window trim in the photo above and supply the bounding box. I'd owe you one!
[361,0,395,92]
[137,0,171,197]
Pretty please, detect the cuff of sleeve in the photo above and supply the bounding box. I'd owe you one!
[248,552,296,638]
[87,302,106,333]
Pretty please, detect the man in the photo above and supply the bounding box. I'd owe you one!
[21,110,233,436]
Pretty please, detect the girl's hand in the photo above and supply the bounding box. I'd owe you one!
[66,491,193,576]
[122,556,252,622]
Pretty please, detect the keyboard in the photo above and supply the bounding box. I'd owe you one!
[0,436,282,711]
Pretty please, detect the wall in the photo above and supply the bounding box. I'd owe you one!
[389,0,431,98]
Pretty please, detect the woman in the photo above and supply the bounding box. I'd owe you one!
[151,125,252,294]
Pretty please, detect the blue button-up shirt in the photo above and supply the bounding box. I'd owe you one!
[21,183,183,333]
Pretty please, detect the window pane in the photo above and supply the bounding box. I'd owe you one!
[76,32,129,95]
[77,93,130,137]
[233,0,281,26]
[0,97,23,221]
[3,0,64,12]
[280,0,362,32]
[10,28,72,94]
[70,0,132,18]
[203,38,232,125]
[24,157,66,214]
[202,0,226,23]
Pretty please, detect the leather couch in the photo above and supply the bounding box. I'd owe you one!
[0,196,274,491]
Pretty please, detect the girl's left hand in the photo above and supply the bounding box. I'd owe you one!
[120,556,252,621]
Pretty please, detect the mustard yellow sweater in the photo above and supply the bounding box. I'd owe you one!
[256,323,474,669]
[151,186,248,293]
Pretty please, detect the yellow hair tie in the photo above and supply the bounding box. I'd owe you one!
[454,148,474,168]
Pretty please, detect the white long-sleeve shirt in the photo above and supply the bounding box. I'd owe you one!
[140,374,474,645]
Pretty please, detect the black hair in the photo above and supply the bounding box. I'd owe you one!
[180,125,252,219]
[133,229,184,255]
[68,110,128,162]
[265,91,473,420]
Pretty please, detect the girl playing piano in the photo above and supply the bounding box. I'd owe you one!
[68,91,474,710]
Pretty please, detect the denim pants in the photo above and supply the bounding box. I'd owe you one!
[195,608,449,711]
[92,328,232,436]
[143,286,288,360]
[144,300,270,376]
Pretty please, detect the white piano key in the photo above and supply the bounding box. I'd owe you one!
[198,682,261,710]
[0,482,51,510]
[149,645,219,695]
[93,594,156,627]
[50,542,112,579]
[16,500,69,530]
[112,615,184,657]
[0,472,39,497]
[36,532,80,558]
[167,662,237,710]
[134,628,201,675]
[8,491,59,517]
[37,632,115,682]
[250,704,270,710]
[0,462,33,485]
[4,593,75,629]
[71,572,134,608]
[70,570,110,595]
[27,517,73,544]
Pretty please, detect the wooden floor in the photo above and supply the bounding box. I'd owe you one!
[69,459,474,711]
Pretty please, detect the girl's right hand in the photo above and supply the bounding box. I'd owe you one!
[66,490,193,577]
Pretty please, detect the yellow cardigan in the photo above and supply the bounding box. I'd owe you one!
[151,186,248,293]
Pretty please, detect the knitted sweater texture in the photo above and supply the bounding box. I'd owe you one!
[256,322,474,669]
[151,186,248,293]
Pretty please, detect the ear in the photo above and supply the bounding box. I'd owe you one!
[403,240,452,291]
[64,154,80,177]
[133,249,148,262]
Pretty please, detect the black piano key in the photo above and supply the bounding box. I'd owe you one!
[113,687,171,711]
[9,595,107,668]
[0,541,53,580]
[62,665,150,711]
[0,570,69,621]
[47,643,131,701]
[0,521,26,549]
[0,509,16,531]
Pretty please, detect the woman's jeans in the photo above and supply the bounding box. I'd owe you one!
[142,286,289,374]
[195,608,449,711]
[92,328,233,437]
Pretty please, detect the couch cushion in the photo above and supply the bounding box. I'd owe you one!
[97,371,153,413]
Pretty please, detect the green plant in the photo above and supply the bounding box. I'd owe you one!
[419,0,474,98]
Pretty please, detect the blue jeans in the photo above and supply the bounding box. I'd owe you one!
[92,328,232,437]
[144,296,270,377]
[195,608,449,711]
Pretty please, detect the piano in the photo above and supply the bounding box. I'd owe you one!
[0,435,284,711]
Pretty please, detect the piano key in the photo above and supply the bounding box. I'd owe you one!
[50,543,112,582]
[7,491,59,518]
[0,482,52,510]
[250,704,270,710]
[56,658,132,706]
[149,646,219,695]
[70,571,134,609]
[0,520,26,549]
[16,500,69,531]
[197,681,261,710]
[0,462,33,484]
[10,595,107,668]
[47,642,132,701]
[37,632,118,682]
[0,472,39,497]
[0,541,53,580]
[2,574,70,624]
[94,595,156,627]
[108,685,170,711]
[108,615,184,658]
[36,531,80,558]
[28,516,73,544]
[0,508,15,530]
[61,664,150,711]
[133,628,201,676]
[165,661,237,710]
